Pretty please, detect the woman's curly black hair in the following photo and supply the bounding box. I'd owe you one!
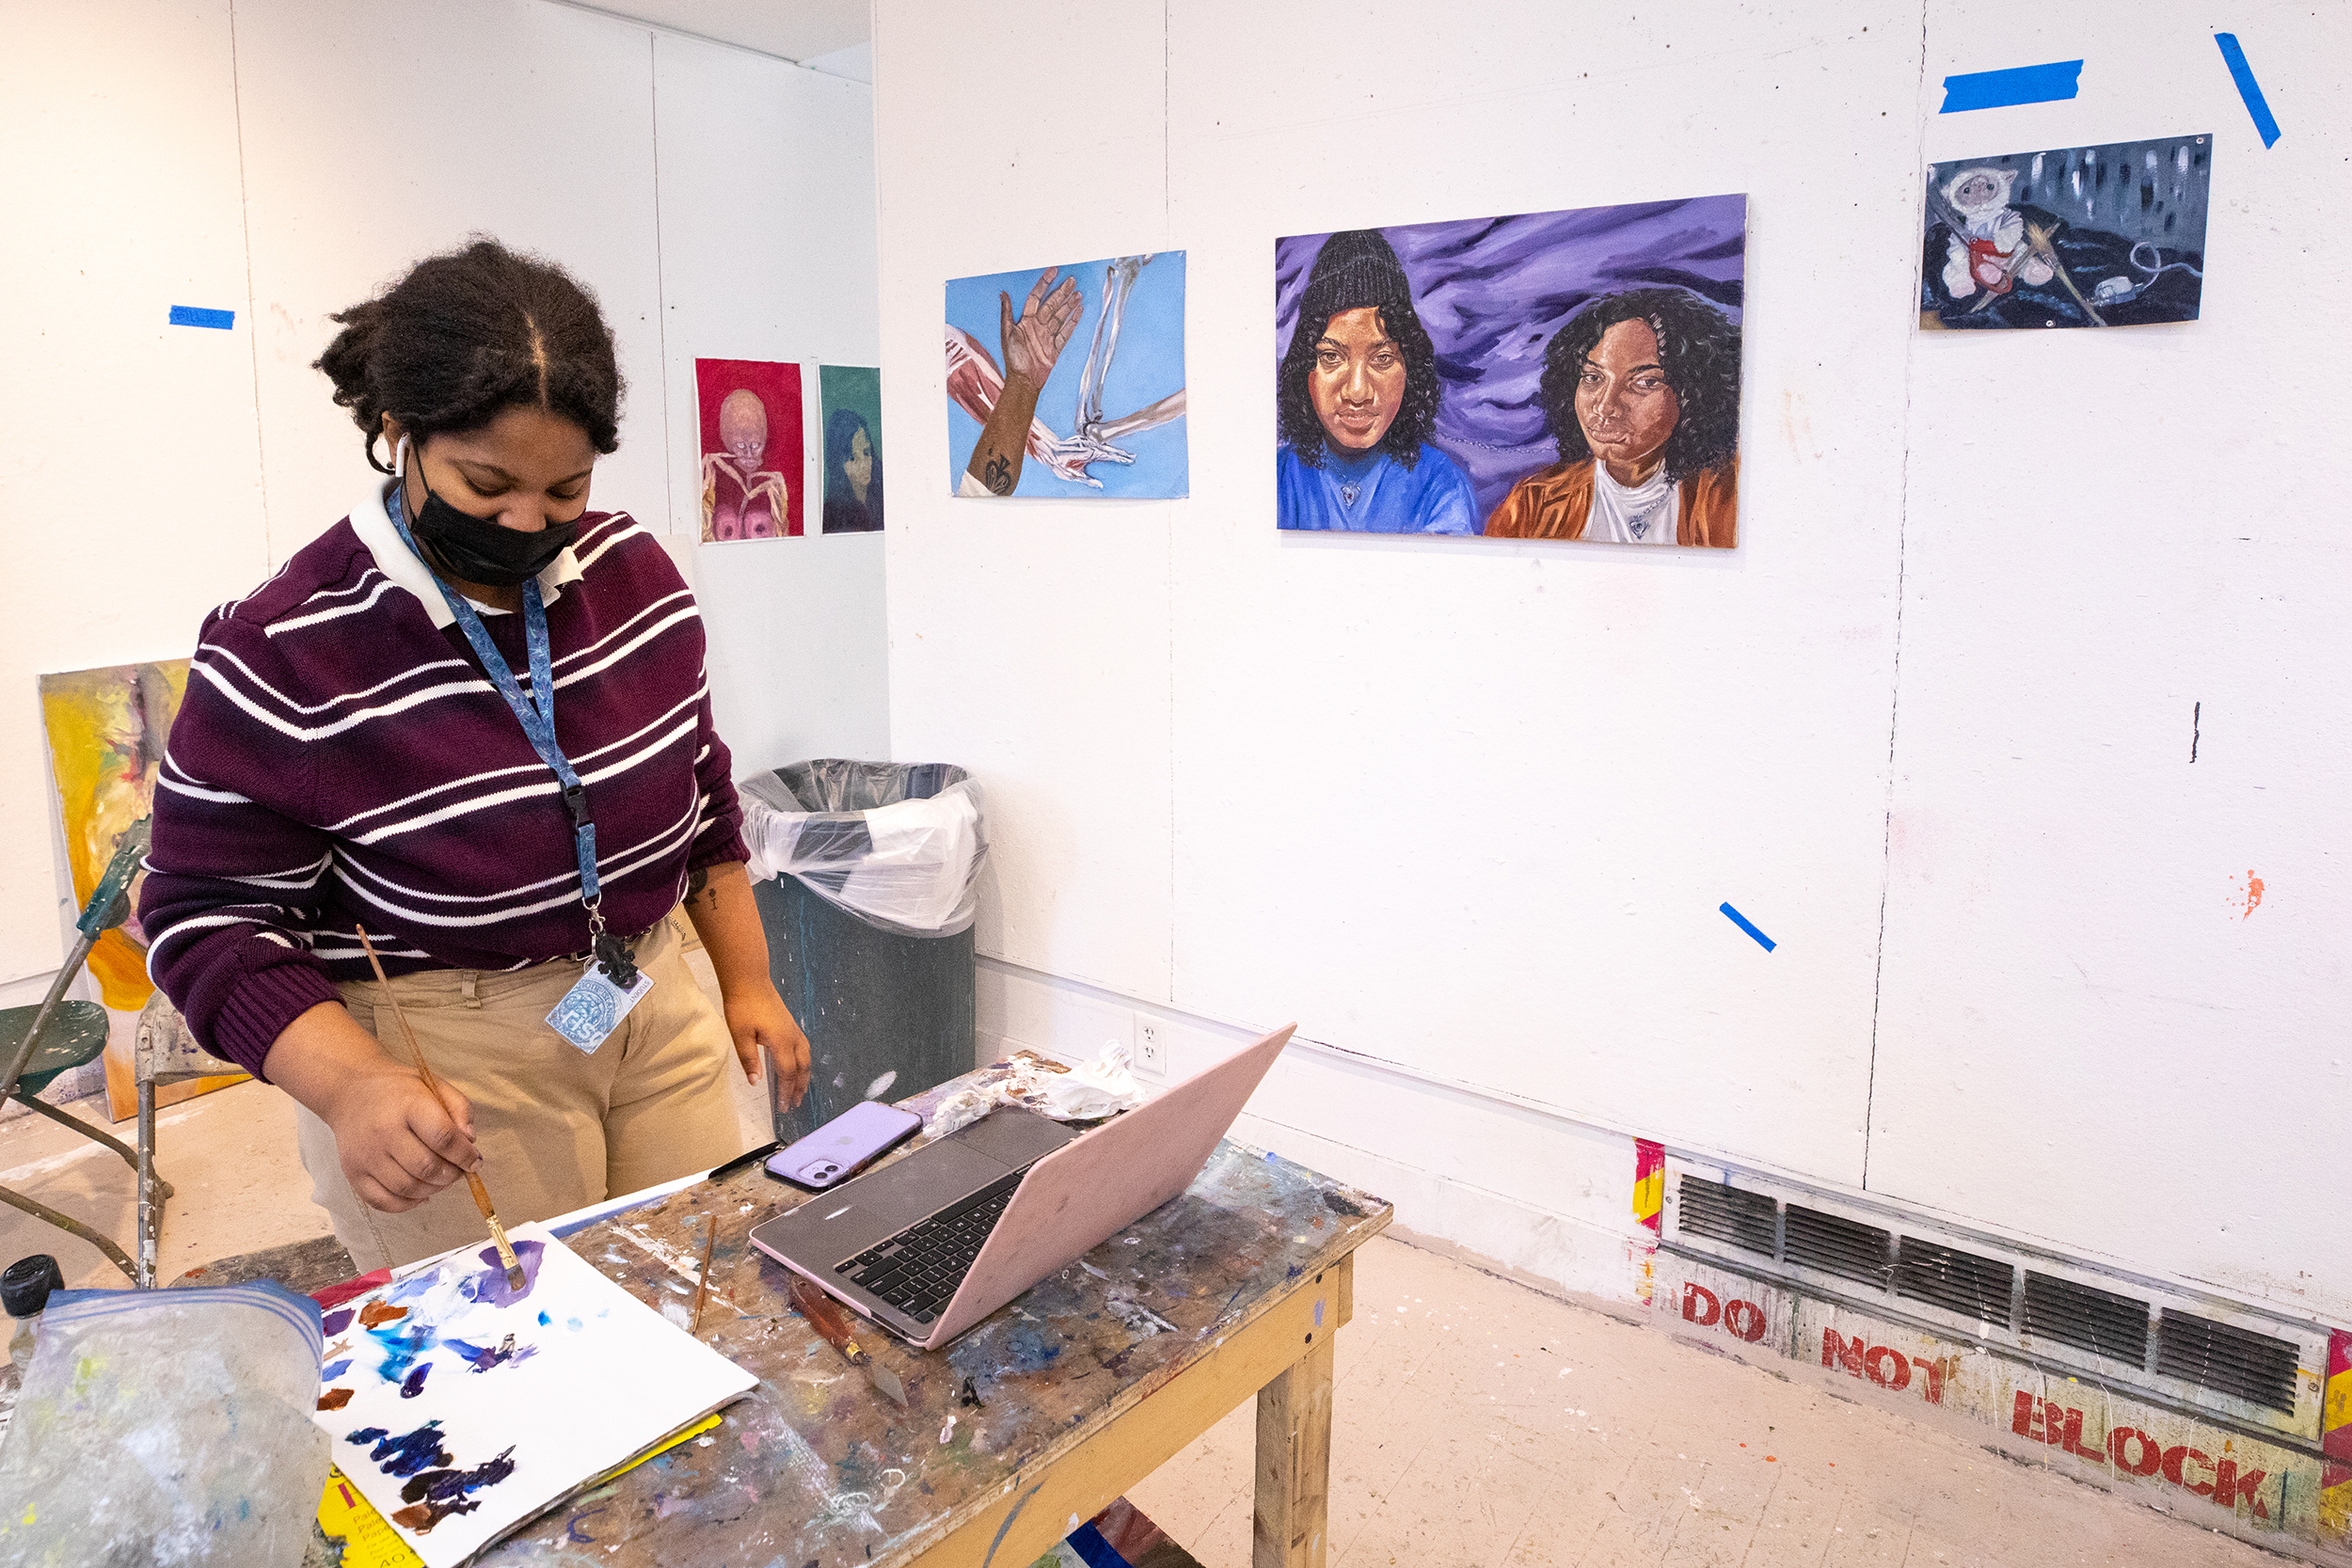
[1539,288,1740,481]
[315,237,624,473]
[1277,300,1443,470]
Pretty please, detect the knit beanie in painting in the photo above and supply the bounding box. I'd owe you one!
[1298,229,1412,325]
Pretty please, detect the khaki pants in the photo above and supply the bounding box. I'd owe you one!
[296,915,746,1273]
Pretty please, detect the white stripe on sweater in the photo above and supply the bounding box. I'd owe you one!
[320,684,709,833]
[332,788,701,911]
[344,713,698,847]
[265,575,405,637]
[336,801,702,929]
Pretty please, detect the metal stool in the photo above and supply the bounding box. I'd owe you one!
[0,820,160,1281]
[133,993,240,1287]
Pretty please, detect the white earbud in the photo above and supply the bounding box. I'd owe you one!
[392,435,410,478]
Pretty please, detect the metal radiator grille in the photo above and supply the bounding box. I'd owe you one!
[1783,1205,1891,1288]
[2022,1271,2150,1365]
[1894,1238,2014,1324]
[1677,1177,1777,1257]
[2155,1311,2300,1414]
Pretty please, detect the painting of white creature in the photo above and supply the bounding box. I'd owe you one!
[1922,136,2211,330]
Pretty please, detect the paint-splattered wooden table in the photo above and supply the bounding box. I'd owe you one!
[192,1054,1391,1568]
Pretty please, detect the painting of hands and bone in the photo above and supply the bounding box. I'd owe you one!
[946,253,1187,498]
[695,358,804,540]
[1275,196,1747,546]
[1920,135,2211,330]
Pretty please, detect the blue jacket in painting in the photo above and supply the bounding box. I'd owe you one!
[1276,443,1477,535]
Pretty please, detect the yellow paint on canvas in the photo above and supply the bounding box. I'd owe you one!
[36,662,186,1008]
[37,661,245,1119]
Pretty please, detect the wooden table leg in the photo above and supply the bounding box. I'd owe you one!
[1252,1251,1350,1568]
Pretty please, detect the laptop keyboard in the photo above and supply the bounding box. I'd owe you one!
[835,1169,1025,1324]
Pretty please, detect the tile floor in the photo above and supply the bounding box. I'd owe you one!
[0,1078,2281,1567]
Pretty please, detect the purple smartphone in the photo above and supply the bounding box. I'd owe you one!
[765,1101,924,1190]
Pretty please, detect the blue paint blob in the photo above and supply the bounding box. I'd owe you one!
[352,1421,451,1478]
[388,1272,442,1306]
[538,1311,551,1327]
[401,1362,433,1399]
[321,1358,352,1381]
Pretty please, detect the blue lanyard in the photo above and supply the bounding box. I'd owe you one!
[388,488,604,924]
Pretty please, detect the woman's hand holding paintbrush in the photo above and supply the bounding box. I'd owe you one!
[352,927,526,1290]
[258,989,481,1215]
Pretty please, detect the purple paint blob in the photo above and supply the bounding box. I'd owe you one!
[400,1445,516,1505]
[446,1333,538,1373]
[321,1308,355,1337]
[401,1362,433,1399]
[469,1240,546,1307]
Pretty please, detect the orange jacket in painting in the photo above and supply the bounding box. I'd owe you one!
[1481,455,1739,547]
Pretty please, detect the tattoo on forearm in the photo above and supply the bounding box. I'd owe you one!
[982,453,1013,496]
[685,867,715,911]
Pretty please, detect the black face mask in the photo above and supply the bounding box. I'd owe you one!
[405,471,580,589]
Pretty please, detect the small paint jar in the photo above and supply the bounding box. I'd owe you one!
[1,1254,65,1370]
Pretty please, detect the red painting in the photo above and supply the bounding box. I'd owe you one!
[695,357,803,541]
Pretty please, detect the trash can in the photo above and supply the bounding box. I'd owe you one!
[739,760,987,1144]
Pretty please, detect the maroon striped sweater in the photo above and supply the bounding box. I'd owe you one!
[138,481,748,1079]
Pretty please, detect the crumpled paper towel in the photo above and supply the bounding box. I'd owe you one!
[927,1043,1149,1136]
[1038,1042,1148,1120]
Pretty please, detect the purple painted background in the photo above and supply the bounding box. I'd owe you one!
[1275,195,1748,521]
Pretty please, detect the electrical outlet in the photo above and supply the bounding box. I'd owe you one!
[1135,1018,1166,1077]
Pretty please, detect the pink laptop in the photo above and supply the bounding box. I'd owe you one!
[748,1025,1295,1349]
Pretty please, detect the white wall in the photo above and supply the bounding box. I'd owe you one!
[877,0,2352,1319]
[651,35,891,777]
[0,0,888,990]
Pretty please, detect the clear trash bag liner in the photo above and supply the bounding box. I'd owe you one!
[740,759,988,937]
[0,1281,329,1566]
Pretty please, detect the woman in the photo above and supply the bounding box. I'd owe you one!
[1275,229,1475,535]
[138,239,811,1271]
[1483,288,1740,546]
[821,405,883,532]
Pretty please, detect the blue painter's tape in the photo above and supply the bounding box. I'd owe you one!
[2214,34,2281,148]
[1719,902,1775,953]
[167,305,235,330]
[1938,59,2082,113]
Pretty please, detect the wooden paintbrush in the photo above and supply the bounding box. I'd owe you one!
[691,1217,717,1335]
[354,926,527,1292]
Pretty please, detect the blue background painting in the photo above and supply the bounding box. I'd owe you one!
[1275,196,1747,524]
[946,252,1188,499]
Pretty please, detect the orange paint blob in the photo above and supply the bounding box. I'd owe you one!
[316,1387,354,1412]
[2243,871,2265,919]
[358,1300,408,1328]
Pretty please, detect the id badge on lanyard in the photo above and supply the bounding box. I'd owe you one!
[391,491,652,1053]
